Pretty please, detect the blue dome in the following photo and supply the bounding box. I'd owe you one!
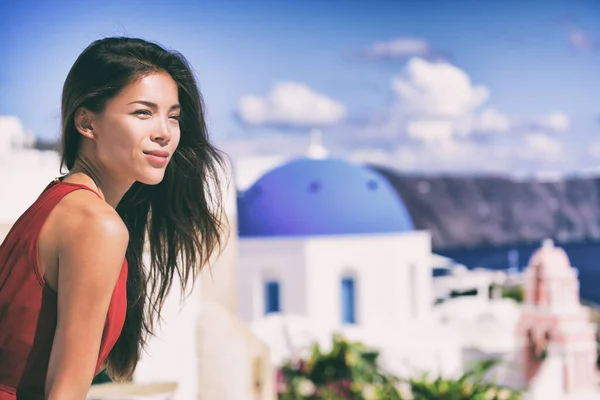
[237,157,414,237]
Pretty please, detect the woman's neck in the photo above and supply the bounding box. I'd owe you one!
[65,158,133,209]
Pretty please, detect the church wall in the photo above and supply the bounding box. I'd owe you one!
[303,231,432,330]
[411,231,434,321]
[236,231,464,383]
[238,238,307,321]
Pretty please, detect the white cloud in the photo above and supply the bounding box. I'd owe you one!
[406,120,454,142]
[524,133,561,158]
[366,37,431,59]
[422,137,477,160]
[469,108,511,134]
[345,127,578,175]
[381,59,573,156]
[218,134,313,167]
[349,139,507,174]
[383,58,508,144]
[237,82,346,127]
[228,58,580,175]
[391,58,489,119]
[534,111,570,133]
[348,148,391,166]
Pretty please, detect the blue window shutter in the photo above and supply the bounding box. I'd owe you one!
[341,277,356,324]
[265,280,280,314]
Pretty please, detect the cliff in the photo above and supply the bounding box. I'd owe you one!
[373,166,600,250]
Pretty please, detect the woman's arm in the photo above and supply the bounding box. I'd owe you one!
[44,194,129,400]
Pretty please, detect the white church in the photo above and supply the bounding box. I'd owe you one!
[235,138,462,379]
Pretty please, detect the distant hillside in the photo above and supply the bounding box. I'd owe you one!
[373,166,600,250]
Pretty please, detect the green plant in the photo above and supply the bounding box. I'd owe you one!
[278,333,401,399]
[408,359,522,400]
[500,285,524,303]
[277,334,523,400]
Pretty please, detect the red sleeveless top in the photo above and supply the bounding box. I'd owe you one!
[0,179,128,399]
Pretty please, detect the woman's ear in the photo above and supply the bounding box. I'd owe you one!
[74,108,97,140]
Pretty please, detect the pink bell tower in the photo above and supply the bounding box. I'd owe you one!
[516,239,597,393]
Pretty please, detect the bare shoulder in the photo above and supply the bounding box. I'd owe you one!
[56,189,128,248]
[54,189,129,285]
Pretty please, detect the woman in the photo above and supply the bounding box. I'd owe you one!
[0,37,226,399]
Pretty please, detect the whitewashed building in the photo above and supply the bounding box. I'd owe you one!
[235,149,463,379]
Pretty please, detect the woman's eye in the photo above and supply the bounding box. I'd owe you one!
[133,110,151,116]
[169,115,180,121]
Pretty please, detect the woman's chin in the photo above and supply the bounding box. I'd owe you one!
[137,171,167,186]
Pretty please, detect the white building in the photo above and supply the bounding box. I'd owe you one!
[0,116,60,238]
[235,152,463,379]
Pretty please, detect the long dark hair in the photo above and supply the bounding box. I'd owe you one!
[60,37,227,379]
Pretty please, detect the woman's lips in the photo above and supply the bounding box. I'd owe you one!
[143,150,169,167]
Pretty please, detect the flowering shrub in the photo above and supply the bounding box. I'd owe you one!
[277,334,522,400]
[277,333,401,399]
[408,358,523,400]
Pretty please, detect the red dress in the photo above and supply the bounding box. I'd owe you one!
[0,179,128,399]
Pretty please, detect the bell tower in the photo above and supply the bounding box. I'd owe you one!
[516,239,597,393]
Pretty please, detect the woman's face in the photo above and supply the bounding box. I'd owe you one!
[88,71,181,185]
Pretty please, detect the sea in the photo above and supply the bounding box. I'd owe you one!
[435,241,600,306]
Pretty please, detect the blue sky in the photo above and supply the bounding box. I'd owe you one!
[1,0,599,175]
